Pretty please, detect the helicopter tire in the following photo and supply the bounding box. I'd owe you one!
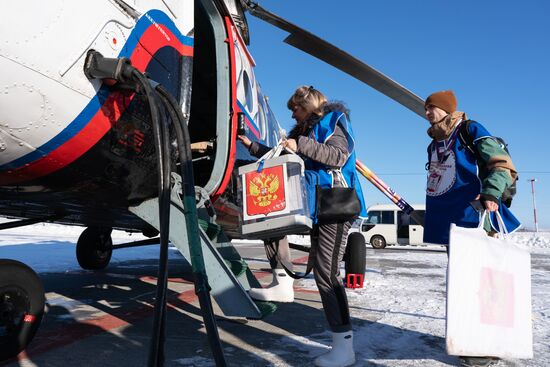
[344,232,366,276]
[0,259,45,361]
[370,235,387,249]
[76,227,113,270]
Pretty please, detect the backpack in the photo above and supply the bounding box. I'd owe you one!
[457,120,516,208]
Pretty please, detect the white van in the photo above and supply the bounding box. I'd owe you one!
[353,204,425,249]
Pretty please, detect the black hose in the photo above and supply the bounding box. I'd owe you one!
[155,85,227,366]
[83,51,203,366]
[130,70,172,367]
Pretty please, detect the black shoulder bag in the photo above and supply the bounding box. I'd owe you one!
[316,186,361,224]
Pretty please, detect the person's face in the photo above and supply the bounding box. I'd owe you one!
[425,105,448,124]
[291,104,310,124]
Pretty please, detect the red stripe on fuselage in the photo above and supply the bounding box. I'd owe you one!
[212,17,240,201]
[0,24,192,185]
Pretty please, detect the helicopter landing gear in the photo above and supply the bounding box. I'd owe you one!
[76,227,113,270]
[0,259,45,361]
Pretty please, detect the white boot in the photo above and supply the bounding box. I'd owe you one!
[314,331,355,367]
[249,270,294,302]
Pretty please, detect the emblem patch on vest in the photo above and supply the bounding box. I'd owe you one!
[427,150,456,196]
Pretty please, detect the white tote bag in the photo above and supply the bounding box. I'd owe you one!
[446,212,533,358]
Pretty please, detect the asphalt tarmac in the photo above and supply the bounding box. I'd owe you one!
[2,243,547,367]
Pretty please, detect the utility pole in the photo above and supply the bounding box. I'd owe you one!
[528,178,538,232]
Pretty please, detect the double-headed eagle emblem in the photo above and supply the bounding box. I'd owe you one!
[249,173,279,207]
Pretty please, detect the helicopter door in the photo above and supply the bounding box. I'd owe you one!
[409,210,425,245]
[397,211,411,245]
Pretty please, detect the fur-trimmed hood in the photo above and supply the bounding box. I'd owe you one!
[323,101,350,119]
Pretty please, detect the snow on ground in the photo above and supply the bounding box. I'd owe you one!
[290,232,550,252]
[279,232,550,366]
[510,231,550,253]
[0,218,146,241]
[350,249,548,366]
[0,219,156,273]
[1,222,549,366]
[348,251,451,365]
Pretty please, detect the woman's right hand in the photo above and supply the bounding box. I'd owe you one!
[283,138,297,152]
[237,135,252,149]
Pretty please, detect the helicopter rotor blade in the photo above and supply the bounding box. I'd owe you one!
[244,1,426,118]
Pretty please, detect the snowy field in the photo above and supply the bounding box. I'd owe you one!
[0,221,549,366]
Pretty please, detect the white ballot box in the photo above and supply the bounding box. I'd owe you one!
[238,154,312,239]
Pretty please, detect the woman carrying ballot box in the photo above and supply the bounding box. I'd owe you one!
[239,85,366,367]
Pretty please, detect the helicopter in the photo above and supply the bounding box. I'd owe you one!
[0,0,425,364]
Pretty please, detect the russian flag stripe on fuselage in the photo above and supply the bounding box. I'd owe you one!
[236,100,260,138]
[0,10,193,184]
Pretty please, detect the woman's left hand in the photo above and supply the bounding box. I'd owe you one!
[283,138,297,152]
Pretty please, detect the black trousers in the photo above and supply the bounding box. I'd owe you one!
[312,221,352,332]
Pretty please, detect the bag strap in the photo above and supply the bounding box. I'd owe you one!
[257,143,284,163]
[256,140,303,175]
[278,252,315,279]
[276,226,319,279]
[478,210,509,238]
[277,222,347,279]
[457,120,477,156]
[493,210,509,237]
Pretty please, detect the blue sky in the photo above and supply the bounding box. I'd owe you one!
[245,0,550,230]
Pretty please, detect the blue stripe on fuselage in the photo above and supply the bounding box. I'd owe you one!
[237,100,260,136]
[0,10,193,171]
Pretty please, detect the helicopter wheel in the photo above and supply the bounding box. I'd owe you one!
[76,227,113,270]
[344,232,366,275]
[0,259,45,361]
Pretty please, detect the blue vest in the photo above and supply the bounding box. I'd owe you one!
[303,111,367,223]
[424,120,521,245]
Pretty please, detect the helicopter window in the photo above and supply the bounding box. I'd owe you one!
[242,70,254,112]
[265,101,282,143]
[257,99,267,141]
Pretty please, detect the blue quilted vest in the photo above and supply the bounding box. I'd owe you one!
[303,111,367,223]
[424,120,521,245]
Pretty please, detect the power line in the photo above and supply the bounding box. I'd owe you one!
[372,173,425,176]
[367,171,550,176]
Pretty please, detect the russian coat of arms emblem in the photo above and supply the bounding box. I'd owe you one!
[245,165,286,216]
